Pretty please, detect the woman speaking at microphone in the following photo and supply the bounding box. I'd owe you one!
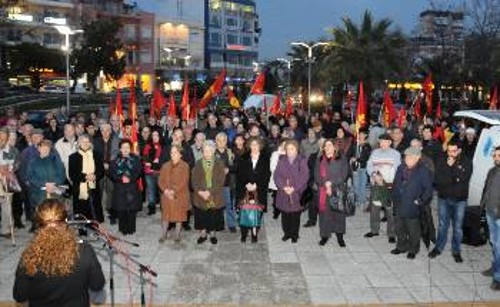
[13,199,105,306]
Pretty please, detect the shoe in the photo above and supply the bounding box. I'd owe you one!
[491,281,500,291]
[282,235,290,242]
[381,216,387,222]
[197,236,207,244]
[391,248,405,255]
[303,221,316,228]
[364,232,379,238]
[210,237,218,245]
[251,235,258,243]
[174,236,181,243]
[291,238,298,243]
[452,253,463,263]
[407,252,416,259]
[241,235,247,243]
[158,235,167,243]
[273,212,280,219]
[14,220,25,229]
[482,268,493,277]
[428,249,441,259]
[319,237,329,246]
[229,227,237,233]
[338,238,346,247]
[388,237,396,244]
[147,207,156,216]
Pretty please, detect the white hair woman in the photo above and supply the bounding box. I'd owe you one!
[191,140,226,244]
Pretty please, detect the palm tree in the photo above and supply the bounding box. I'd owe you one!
[323,10,406,91]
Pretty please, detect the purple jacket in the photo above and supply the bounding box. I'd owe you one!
[274,155,309,212]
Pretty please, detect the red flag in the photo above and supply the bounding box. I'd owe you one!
[285,96,293,118]
[414,94,422,120]
[382,90,397,127]
[261,95,267,112]
[251,70,266,94]
[436,100,442,119]
[490,86,498,110]
[190,86,198,120]
[270,92,282,115]
[114,84,123,118]
[181,79,190,120]
[150,88,165,119]
[128,79,139,153]
[397,108,406,128]
[168,92,177,117]
[423,74,433,114]
[355,81,367,133]
[199,69,226,108]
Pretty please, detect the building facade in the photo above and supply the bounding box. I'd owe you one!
[410,9,465,62]
[207,0,260,79]
[1,0,155,92]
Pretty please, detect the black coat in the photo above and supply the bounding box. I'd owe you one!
[13,243,105,307]
[235,153,271,208]
[109,154,143,212]
[434,155,472,201]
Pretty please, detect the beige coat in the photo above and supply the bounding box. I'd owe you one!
[158,160,190,222]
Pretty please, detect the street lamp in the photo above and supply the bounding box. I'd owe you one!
[277,57,300,94]
[54,25,83,114]
[290,41,328,114]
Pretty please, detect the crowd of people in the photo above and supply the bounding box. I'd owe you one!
[0,104,499,293]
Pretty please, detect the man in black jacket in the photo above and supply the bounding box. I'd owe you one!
[429,140,472,263]
[481,146,500,290]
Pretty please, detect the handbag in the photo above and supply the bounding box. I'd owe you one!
[328,184,355,216]
[239,203,263,228]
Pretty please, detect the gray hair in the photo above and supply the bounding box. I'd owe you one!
[215,132,227,141]
[100,123,112,132]
[202,140,216,151]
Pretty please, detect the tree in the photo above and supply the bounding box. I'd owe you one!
[6,43,65,89]
[70,18,126,93]
[323,10,406,91]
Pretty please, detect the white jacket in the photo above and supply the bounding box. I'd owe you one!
[55,137,78,181]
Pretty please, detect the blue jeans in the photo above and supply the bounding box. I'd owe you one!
[435,198,466,253]
[145,174,158,208]
[486,212,500,282]
[224,187,236,228]
[353,169,368,206]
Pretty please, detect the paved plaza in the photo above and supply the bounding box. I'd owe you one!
[1,206,500,306]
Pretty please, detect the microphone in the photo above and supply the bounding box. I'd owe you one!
[66,219,94,225]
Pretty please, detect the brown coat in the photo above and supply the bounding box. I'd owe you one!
[158,160,190,222]
[191,159,225,210]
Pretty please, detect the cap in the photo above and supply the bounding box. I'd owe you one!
[404,147,422,157]
[32,128,44,135]
[378,133,392,141]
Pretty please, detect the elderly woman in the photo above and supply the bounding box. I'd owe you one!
[158,145,190,242]
[315,139,349,247]
[26,140,66,220]
[274,139,309,243]
[191,140,226,244]
[68,134,104,223]
[109,140,142,235]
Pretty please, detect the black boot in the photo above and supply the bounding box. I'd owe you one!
[319,237,329,246]
[336,233,346,247]
[147,206,156,216]
[241,232,247,243]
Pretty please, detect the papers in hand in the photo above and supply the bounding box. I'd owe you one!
[41,185,69,195]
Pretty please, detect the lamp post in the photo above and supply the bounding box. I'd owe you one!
[54,26,83,114]
[290,42,328,114]
[277,57,300,95]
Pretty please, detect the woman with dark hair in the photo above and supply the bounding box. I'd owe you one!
[191,140,226,244]
[68,134,105,223]
[109,139,142,235]
[315,139,349,247]
[274,139,309,243]
[335,127,355,159]
[13,199,105,306]
[236,136,271,242]
[142,130,164,215]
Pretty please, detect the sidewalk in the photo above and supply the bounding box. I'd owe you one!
[0,207,498,305]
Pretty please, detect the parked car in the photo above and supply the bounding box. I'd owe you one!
[40,85,65,93]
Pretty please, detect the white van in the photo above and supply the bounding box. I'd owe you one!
[453,110,500,207]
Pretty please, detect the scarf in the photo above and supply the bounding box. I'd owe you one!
[79,149,95,200]
[202,159,214,189]
[116,154,134,178]
[318,155,331,212]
